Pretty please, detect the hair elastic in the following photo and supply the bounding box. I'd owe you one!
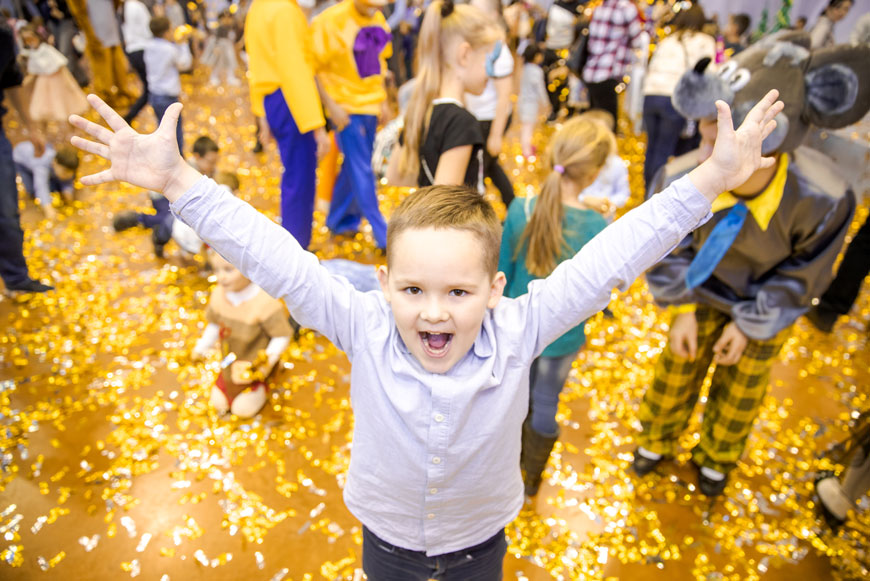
[441,0,455,17]
[554,164,565,175]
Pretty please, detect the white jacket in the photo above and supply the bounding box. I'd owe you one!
[643,31,716,97]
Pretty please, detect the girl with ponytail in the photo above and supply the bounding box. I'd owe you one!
[385,0,503,191]
[498,115,613,498]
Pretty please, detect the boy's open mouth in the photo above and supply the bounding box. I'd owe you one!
[420,332,453,357]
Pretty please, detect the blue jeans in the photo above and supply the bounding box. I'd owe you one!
[642,95,688,189]
[328,114,388,248]
[263,88,316,248]
[149,93,184,153]
[0,125,32,286]
[137,193,174,245]
[362,526,506,581]
[528,352,579,435]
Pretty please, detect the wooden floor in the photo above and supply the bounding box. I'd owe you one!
[1,68,868,580]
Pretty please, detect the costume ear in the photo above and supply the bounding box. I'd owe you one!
[804,43,870,129]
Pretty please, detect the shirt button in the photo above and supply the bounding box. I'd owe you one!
[432,457,441,464]
[430,488,438,494]
[434,413,445,422]
[427,513,435,519]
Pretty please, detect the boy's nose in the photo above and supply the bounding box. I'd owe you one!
[421,299,449,322]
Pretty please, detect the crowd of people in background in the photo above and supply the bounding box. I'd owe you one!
[2,0,870,574]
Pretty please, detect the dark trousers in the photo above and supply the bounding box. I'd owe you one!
[642,94,686,188]
[0,125,31,286]
[137,194,173,245]
[479,117,514,206]
[149,93,184,153]
[543,49,568,116]
[586,78,620,131]
[817,214,870,315]
[362,526,507,581]
[263,88,316,248]
[327,114,388,248]
[50,18,88,86]
[125,49,149,123]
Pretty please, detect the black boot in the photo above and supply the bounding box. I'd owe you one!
[520,420,559,497]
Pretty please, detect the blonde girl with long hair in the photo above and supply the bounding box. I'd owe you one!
[386,0,503,191]
[498,116,613,498]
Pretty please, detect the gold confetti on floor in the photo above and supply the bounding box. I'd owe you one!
[0,66,868,580]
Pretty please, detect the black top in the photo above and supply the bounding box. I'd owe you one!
[0,24,23,119]
[417,101,484,191]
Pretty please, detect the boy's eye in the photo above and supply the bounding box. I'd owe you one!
[404,287,421,295]
[449,289,467,297]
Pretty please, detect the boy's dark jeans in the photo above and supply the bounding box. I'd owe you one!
[362,526,506,581]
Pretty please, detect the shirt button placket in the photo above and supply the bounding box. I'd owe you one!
[425,397,449,543]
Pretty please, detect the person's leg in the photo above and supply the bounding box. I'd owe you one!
[361,526,434,581]
[264,89,316,248]
[440,529,507,581]
[326,129,360,235]
[14,162,35,199]
[230,383,267,418]
[842,440,870,503]
[332,115,388,248]
[586,79,619,131]
[636,306,728,458]
[0,128,33,287]
[481,119,514,206]
[812,215,870,324]
[528,353,577,435]
[691,326,790,476]
[643,95,685,188]
[522,352,577,496]
[124,50,149,123]
[151,94,185,154]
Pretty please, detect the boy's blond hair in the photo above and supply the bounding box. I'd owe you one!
[387,185,502,277]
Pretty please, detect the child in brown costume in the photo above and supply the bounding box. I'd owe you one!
[192,251,293,417]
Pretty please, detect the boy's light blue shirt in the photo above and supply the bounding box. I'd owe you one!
[171,175,711,556]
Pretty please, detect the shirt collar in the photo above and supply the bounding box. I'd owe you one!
[710,154,789,232]
[225,283,260,306]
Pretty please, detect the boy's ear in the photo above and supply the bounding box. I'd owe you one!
[487,272,507,309]
[376,265,391,302]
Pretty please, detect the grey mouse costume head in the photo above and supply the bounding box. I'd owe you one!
[672,31,870,154]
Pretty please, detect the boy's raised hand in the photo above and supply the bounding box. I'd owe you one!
[69,94,201,202]
[689,89,784,201]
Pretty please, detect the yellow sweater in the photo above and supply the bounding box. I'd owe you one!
[310,0,391,115]
[245,0,324,132]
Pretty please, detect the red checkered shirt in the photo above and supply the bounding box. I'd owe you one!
[582,0,643,84]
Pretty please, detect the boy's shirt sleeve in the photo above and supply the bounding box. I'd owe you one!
[171,178,375,359]
[729,189,855,340]
[516,175,712,359]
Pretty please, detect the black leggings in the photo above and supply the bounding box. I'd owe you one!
[479,117,514,207]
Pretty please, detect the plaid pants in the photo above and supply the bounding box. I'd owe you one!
[637,305,790,474]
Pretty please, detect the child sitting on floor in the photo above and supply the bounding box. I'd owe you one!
[191,250,294,418]
[13,142,79,220]
[70,85,783,578]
